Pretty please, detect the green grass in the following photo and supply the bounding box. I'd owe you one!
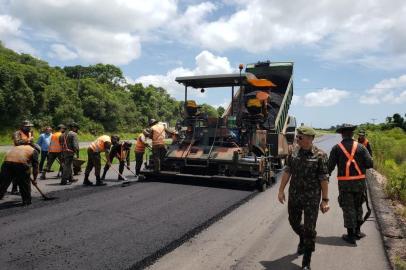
[395,256,406,270]
[367,128,406,204]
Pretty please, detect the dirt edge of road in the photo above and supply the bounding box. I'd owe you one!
[368,169,406,270]
[127,191,258,270]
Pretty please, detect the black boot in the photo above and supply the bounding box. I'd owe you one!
[40,171,46,180]
[297,236,305,255]
[355,224,366,239]
[342,228,357,244]
[83,174,94,186]
[101,168,107,180]
[302,251,312,270]
[95,176,107,186]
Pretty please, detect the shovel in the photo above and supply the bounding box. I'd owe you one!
[30,178,57,201]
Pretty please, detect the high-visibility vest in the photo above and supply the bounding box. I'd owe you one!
[135,134,146,153]
[48,132,62,153]
[337,141,365,181]
[89,135,111,152]
[13,130,33,145]
[359,138,369,147]
[151,123,165,146]
[5,145,34,165]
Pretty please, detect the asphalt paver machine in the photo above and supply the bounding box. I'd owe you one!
[141,61,296,191]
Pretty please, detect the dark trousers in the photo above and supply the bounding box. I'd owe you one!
[102,151,125,179]
[152,145,167,172]
[288,198,319,252]
[0,162,31,203]
[39,150,48,171]
[135,152,144,175]
[338,191,364,229]
[45,152,63,174]
[61,153,74,183]
[85,150,101,179]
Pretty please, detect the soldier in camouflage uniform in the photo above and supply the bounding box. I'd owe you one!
[328,124,373,244]
[278,126,330,270]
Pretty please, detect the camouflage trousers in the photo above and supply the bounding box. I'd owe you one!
[288,198,319,252]
[0,162,31,204]
[85,150,101,178]
[338,191,364,229]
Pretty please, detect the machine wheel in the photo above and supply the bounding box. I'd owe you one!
[138,175,146,182]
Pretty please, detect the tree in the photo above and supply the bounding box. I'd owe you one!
[217,106,225,117]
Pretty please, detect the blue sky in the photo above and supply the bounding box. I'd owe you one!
[1,0,405,128]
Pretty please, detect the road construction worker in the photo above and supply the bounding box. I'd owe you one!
[37,126,52,172]
[13,120,34,146]
[84,135,112,186]
[11,120,35,194]
[41,124,66,180]
[328,124,373,245]
[101,136,132,181]
[60,122,80,185]
[357,129,372,156]
[148,119,168,172]
[135,130,150,175]
[0,144,40,206]
[278,126,330,270]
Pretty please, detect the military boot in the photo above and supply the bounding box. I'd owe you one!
[95,176,107,186]
[342,228,357,244]
[83,174,94,186]
[40,171,46,180]
[302,251,312,270]
[355,224,366,239]
[297,236,305,255]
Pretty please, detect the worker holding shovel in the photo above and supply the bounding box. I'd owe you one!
[101,136,132,181]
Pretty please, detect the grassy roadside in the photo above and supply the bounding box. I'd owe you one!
[367,128,406,206]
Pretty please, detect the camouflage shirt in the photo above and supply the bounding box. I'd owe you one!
[285,145,329,203]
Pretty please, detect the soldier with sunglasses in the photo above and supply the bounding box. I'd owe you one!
[278,126,330,270]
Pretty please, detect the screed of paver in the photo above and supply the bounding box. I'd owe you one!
[147,135,391,270]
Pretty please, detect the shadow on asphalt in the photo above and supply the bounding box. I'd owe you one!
[0,200,23,210]
[260,253,301,269]
[141,177,259,192]
[316,236,356,247]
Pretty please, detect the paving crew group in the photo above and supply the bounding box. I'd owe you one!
[0,119,170,202]
[0,120,374,270]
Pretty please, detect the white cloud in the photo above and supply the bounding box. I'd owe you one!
[301,78,310,83]
[360,75,406,104]
[303,88,350,107]
[48,43,77,61]
[136,50,234,99]
[291,95,301,106]
[0,14,37,54]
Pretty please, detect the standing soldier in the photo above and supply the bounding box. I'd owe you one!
[84,135,111,186]
[148,119,167,172]
[357,129,372,156]
[328,124,373,244]
[101,135,132,181]
[60,122,80,185]
[0,144,40,205]
[278,126,330,270]
[37,126,52,172]
[41,124,66,180]
[134,130,150,176]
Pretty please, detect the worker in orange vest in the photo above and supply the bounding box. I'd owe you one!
[0,144,40,205]
[101,135,132,181]
[134,129,150,175]
[84,135,112,186]
[148,119,168,173]
[357,129,372,156]
[41,124,66,180]
[328,124,373,244]
[10,120,35,194]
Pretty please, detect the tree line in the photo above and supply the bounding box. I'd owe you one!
[0,42,224,134]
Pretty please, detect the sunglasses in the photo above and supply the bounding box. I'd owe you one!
[296,135,304,140]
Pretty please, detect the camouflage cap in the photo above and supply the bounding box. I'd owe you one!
[148,119,158,126]
[296,126,316,136]
[358,129,366,135]
[336,123,357,133]
[22,120,34,127]
[57,124,66,129]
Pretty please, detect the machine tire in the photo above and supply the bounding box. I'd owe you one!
[257,179,267,192]
[138,175,146,182]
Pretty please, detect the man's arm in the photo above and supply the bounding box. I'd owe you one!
[320,180,330,213]
[278,171,291,204]
[360,144,373,169]
[367,143,373,156]
[327,146,337,175]
[31,150,39,181]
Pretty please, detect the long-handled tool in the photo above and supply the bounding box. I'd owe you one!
[101,156,128,181]
[30,178,57,201]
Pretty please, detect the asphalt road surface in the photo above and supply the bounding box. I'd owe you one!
[0,135,391,270]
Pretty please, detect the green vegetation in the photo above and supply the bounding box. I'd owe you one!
[357,114,406,205]
[0,42,220,143]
